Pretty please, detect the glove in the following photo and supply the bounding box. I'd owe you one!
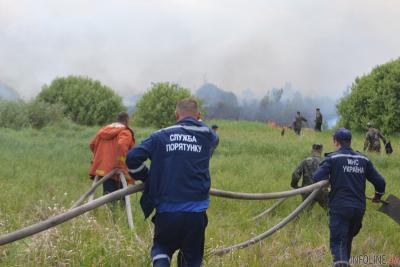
[372,193,382,203]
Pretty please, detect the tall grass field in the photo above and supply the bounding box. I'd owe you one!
[1,120,399,266]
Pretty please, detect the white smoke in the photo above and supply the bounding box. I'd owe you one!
[1,0,400,100]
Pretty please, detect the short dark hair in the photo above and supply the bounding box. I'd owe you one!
[117,112,129,123]
[312,144,323,150]
[336,139,351,148]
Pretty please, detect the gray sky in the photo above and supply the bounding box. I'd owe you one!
[1,0,400,99]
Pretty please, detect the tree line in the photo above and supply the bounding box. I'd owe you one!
[1,58,400,134]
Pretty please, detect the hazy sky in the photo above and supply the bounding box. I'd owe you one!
[1,0,400,99]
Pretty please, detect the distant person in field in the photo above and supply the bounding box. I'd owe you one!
[363,122,387,153]
[313,128,386,267]
[291,144,328,210]
[293,111,307,135]
[210,124,219,156]
[126,98,218,267]
[314,108,323,132]
[89,112,135,197]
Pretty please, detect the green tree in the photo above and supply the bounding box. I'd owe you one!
[37,76,126,126]
[134,82,200,128]
[337,58,400,134]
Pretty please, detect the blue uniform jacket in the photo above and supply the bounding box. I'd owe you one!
[313,147,386,211]
[126,117,218,218]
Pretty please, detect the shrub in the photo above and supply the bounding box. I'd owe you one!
[26,100,65,129]
[134,82,201,128]
[0,100,29,129]
[337,58,400,134]
[0,100,65,129]
[38,76,126,126]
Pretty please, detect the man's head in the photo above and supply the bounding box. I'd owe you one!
[117,112,129,126]
[316,108,320,111]
[175,98,200,121]
[297,111,301,115]
[367,122,373,128]
[312,144,323,156]
[211,124,219,132]
[333,128,352,149]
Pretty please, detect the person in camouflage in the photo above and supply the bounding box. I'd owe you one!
[293,111,307,135]
[291,144,328,209]
[363,122,387,153]
[314,108,323,132]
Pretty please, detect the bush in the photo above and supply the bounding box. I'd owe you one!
[134,82,201,128]
[0,100,30,129]
[37,76,126,126]
[337,58,400,134]
[26,100,65,129]
[0,100,64,129]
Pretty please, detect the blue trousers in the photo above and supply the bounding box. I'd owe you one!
[151,212,208,267]
[329,207,364,266]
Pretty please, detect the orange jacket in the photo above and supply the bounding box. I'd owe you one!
[89,122,135,183]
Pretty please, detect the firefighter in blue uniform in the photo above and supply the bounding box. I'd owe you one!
[313,128,386,267]
[126,98,218,267]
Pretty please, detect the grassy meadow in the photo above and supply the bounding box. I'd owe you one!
[0,119,399,266]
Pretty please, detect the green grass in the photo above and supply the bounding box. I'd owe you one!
[0,120,399,266]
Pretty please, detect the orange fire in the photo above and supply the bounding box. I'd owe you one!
[267,120,289,136]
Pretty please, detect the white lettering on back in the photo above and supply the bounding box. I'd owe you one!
[166,133,201,153]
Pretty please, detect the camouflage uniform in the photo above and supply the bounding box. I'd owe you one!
[314,110,323,131]
[291,154,328,209]
[363,127,386,152]
[293,113,307,135]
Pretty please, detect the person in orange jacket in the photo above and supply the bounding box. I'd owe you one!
[89,112,135,196]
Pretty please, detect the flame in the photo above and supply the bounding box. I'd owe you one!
[267,120,289,136]
[267,120,279,129]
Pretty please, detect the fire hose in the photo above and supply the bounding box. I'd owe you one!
[0,174,328,255]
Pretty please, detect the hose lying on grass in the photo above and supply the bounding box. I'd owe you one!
[0,173,328,248]
[0,183,145,246]
[210,180,328,200]
[208,187,323,256]
[251,197,287,221]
